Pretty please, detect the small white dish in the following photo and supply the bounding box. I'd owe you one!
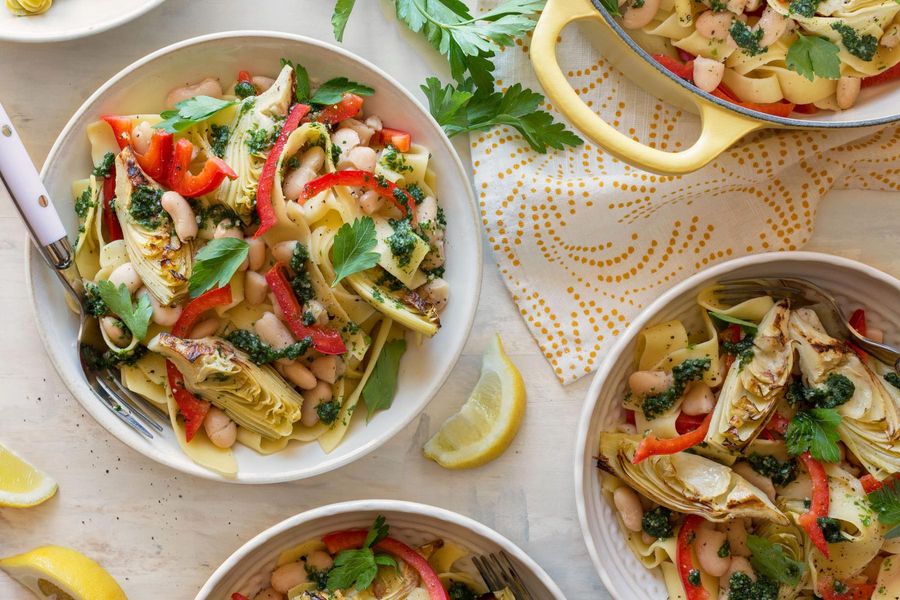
[27,31,482,483]
[195,499,566,599]
[574,251,900,599]
[0,0,164,43]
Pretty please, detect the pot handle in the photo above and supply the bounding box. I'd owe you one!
[531,0,763,175]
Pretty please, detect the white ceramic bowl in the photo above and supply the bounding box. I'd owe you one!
[27,31,482,483]
[195,500,566,599]
[0,0,164,43]
[574,251,900,599]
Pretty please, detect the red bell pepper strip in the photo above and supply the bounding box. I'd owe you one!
[265,263,347,355]
[101,174,123,241]
[237,70,252,83]
[254,103,311,237]
[381,127,412,152]
[848,308,867,360]
[794,103,820,115]
[817,577,876,600]
[862,62,900,88]
[760,412,790,440]
[675,411,708,435]
[165,285,233,442]
[633,412,713,464]
[313,93,364,125]
[676,515,710,600]
[711,86,795,118]
[231,595,249,600]
[721,324,742,371]
[321,530,450,600]
[860,474,883,493]
[102,115,173,181]
[677,49,696,63]
[653,54,694,82]
[167,138,237,198]
[625,409,636,426]
[798,452,831,558]
[301,170,417,221]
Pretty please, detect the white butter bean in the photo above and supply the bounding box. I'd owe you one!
[244,271,268,306]
[189,317,221,339]
[270,561,307,593]
[696,11,733,40]
[734,461,777,501]
[306,550,334,571]
[108,263,143,294]
[358,190,384,214]
[309,355,343,384]
[131,121,154,155]
[301,381,334,426]
[622,0,661,29]
[161,191,198,242]
[247,237,266,271]
[682,381,716,415]
[272,240,298,264]
[252,76,275,93]
[418,278,449,311]
[836,76,861,109]
[338,118,375,146]
[203,406,236,449]
[628,370,674,397]
[696,526,731,577]
[165,77,223,109]
[693,57,725,93]
[281,361,317,390]
[254,312,295,351]
[613,486,645,532]
[138,288,182,327]
[100,316,131,347]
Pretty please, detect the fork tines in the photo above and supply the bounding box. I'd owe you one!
[473,551,536,600]
[713,278,809,304]
[90,368,166,438]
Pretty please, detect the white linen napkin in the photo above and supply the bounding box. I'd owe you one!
[470,2,900,384]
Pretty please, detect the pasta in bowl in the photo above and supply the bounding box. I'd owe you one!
[29,32,481,483]
[575,252,900,600]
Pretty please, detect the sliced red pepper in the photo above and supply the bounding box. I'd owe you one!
[712,86,795,118]
[231,595,249,600]
[301,169,417,221]
[625,409,636,426]
[102,115,173,181]
[167,138,237,198]
[653,54,694,82]
[265,263,347,355]
[165,286,234,442]
[862,62,900,88]
[676,515,710,600]
[794,103,820,115]
[237,70,252,83]
[633,412,713,464]
[254,103,311,237]
[321,530,450,600]
[313,93,364,125]
[798,452,831,558]
[848,308,867,360]
[817,577,876,600]
[675,412,708,435]
[677,49,696,63]
[721,324,742,371]
[380,127,412,152]
[860,473,883,493]
[760,412,790,440]
[101,174,123,241]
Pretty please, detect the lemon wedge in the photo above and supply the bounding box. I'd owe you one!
[424,334,525,468]
[0,444,57,508]
[0,546,127,600]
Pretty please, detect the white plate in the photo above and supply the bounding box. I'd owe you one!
[195,499,566,599]
[27,31,482,483]
[574,251,900,599]
[0,0,164,43]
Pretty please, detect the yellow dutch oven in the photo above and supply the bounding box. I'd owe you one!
[532,0,900,174]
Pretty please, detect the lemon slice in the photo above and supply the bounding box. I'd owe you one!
[424,334,525,469]
[0,444,57,508]
[0,546,127,600]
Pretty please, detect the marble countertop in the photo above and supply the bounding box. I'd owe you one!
[0,1,897,598]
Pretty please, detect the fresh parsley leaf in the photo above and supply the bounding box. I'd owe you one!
[327,515,395,591]
[332,0,357,42]
[786,34,841,81]
[598,0,623,16]
[785,408,842,463]
[280,58,311,102]
[310,77,375,106]
[746,535,805,585]
[96,280,153,340]
[709,311,759,330]
[331,217,380,286]
[188,237,249,298]
[362,339,407,420]
[154,96,237,133]
[869,480,900,526]
[421,77,582,153]
[91,152,116,178]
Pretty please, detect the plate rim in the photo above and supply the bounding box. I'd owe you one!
[572,250,900,599]
[26,30,483,484]
[194,499,568,600]
[0,0,166,43]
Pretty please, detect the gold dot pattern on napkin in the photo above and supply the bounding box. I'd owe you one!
[469,11,900,384]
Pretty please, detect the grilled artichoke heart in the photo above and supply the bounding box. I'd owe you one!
[215,64,294,223]
[705,301,793,459]
[148,333,302,440]
[598,432,789,524]
[790,307,900,480]
[114,148,191,305]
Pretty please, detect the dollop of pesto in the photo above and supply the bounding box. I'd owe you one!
[832,23,878,61]
[210,124,231,158]
[730,20,767,56]
[641,506,674,539]
[727,572,779,600]
[234,81,256,99]
[746,453,798,486]
[386,219,417,267]
[129,185,165,229]
[785,372,855,409]
[226,329,311,365]
[290,242,315,303]
[74,187,95,219]
[641,358,712,420]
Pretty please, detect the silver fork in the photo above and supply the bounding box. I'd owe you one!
[0,101,166,439]
[473,551,536,600]
[714,276,900,373]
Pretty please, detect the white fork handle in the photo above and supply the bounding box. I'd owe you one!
[0,101,69,258]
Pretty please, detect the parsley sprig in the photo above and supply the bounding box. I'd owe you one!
[154,96,237,134]
[188,237,249,298]
[96,280,153,340]
[331,217,380,286]
[331,0,582,153]
[280,58,373,106]
[785,408,841,463]
[786,34,841,81]
[747,535,806,585]
[327,516,398,591]
[868,480,900,538]
[362,339,407,420]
